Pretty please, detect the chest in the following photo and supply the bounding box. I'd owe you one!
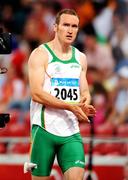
[46,62,81,78]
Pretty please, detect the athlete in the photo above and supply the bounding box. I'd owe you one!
[28,9,96,180]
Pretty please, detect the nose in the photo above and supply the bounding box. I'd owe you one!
[68,26,73,34]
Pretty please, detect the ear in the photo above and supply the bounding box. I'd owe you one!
[53,23,57,32]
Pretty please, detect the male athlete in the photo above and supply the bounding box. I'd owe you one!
[28,9,96,180]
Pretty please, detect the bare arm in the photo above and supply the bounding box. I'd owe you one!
[28,46,89,122]
[80,53,91,105]
[79,53,96,117]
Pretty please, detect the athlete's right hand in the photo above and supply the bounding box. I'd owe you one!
[69,104,90,123]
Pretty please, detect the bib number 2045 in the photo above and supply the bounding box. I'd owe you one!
[54,88,78,101]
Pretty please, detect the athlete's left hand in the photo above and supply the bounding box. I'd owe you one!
[80,97,96,117]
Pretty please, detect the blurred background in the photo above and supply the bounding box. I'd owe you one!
[0,0,128,180]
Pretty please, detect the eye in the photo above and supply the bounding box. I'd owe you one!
[72,25,78,28]
[63,23,70,27]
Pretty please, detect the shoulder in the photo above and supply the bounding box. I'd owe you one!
[74,47,87,67]
[74,46,87,59]
[28,44,48,66]
[30,45,48,59]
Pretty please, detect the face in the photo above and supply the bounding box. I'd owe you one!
[54,14,79,44]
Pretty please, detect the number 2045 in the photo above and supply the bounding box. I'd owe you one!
[54,88,78,101]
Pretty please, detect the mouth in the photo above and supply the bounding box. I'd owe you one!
[66,35,72,39]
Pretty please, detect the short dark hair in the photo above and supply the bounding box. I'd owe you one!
[55,9,79,25]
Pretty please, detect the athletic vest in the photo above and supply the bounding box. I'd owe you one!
[30,43,82,136]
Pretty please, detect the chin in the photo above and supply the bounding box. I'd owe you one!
[65,39,74,45]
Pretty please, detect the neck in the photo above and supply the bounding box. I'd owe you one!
[48,37,72,60]
[51,37,70,53]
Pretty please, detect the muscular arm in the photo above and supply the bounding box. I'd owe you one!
[79,53,91,105]
[28,47,71,110]
[28,46,89,122]
[79,53,96,117]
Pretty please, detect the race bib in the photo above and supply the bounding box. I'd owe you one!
[51,78,80,103]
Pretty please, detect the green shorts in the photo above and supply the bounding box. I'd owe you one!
[30,125,85,176]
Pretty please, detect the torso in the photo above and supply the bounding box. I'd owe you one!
[30,43,82,136]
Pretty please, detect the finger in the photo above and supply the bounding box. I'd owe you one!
[87,113,96,117]
[79,117,90,122]
[89,109,96,113]
[86,107,96,113]
[78,103,85,107]
[84,104,95,110]
[81,111,90,122]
